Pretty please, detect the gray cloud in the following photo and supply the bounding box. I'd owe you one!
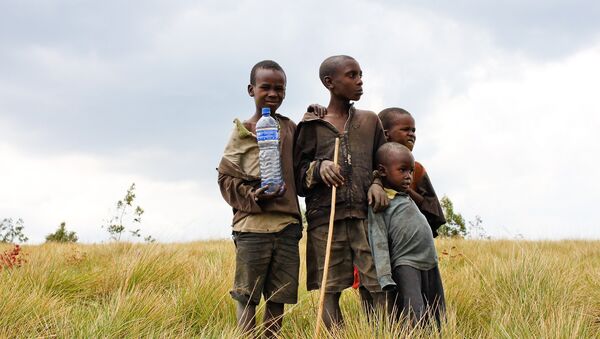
[375,1,600,59]
[2,0,600,241]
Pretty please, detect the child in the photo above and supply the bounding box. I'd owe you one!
[368,142,445,327]
[294,55,388,329]
[217,60,302,338]
[378,108,446,236]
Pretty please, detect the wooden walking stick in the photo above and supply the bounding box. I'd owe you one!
[315,137,340,338]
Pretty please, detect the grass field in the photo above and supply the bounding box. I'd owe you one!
[1,238,599,338]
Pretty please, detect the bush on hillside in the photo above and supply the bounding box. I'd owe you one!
[46,222,78,243]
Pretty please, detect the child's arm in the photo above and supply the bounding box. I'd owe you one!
[410,163,446,236]
[254,183,287,202]
[294,123,344,194]
[406,187,425,205]
[307,104,327,118]
[368,207,396,290]
[293,123,316,197]
[319,160,344,188]
[368,182,388,212]
[217,163,263,214]
[369,119,390,211]
[218,167,288,215]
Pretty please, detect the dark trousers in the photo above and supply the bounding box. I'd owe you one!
[390,265,445,327]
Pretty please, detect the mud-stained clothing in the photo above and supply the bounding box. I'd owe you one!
[294,105,386,292]
[294,105,387,228]
[306,219,380,292]
[217,114,301,305]
[231,223,302,305]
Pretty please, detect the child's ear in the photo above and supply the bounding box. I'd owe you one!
[377,164,387,177]
[248,84,255,97]
[383,129,390,141]
[323,76,334,90]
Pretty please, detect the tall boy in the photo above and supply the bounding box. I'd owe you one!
[294,55,388,329]
[368,142,445,327]
[378,108,446,236]
[217,60,301,337]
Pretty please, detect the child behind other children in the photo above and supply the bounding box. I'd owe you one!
[368,142,445,327]
[217,60,301,338]
[378,108,446,236]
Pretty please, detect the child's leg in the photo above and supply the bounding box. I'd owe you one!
[422,265,446,329]
[350,219,387,317]
[358,285,373,316]
[230,232,273,334]
[359,286,390,321]
[323,292,343,330]
[392,265,425,326]
[388,290,402,321]
[260,224,302,336]
[372,290,393,315]
[263,301,284,338]
[235,301,256,334]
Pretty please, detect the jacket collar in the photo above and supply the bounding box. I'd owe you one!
[234,113,290,138]
[384,188,408,199]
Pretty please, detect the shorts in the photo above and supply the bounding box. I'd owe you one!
[306,218,381,293]
[230,223,302,305]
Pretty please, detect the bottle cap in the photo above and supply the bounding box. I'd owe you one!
[262,107,271,116]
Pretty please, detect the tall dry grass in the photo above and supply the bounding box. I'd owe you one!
[1,238,599,338]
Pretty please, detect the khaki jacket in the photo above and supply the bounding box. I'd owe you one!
[218,114,301,230]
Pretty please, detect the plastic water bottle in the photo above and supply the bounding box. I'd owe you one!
[256,107,283,193]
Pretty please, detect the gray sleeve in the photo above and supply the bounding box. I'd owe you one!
[368,207,396,290]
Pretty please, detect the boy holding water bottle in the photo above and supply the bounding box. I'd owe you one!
[217,60,301,338]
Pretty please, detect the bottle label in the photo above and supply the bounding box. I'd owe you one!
[256,128,279,141]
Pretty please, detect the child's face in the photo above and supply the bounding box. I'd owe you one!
[385,114,416,151]
[379,151,414,192]
[329,59,363,101]
[248,68,286,113]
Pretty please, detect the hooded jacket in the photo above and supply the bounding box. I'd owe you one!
[294,106,386,228]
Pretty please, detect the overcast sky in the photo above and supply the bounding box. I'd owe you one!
[2,1,600,243]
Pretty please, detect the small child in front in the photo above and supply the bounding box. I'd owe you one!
[368,142,445,327]
[217,60,301,338]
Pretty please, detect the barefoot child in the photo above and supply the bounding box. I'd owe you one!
[294,55,388,330]
[217,60,301,337]
[368,142,445,327]
[378,108,446,236]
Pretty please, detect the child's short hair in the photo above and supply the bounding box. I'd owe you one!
[319,55,355,85]
[376,142,412,166]
[250,60,286,85]
[378,107,412,130]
